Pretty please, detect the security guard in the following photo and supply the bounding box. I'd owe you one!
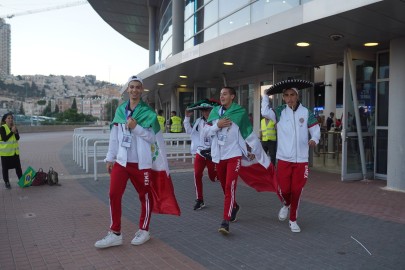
[260,117,277,165]
[0,113,23,189]
[157,109,166,132]
[168,111,182,133]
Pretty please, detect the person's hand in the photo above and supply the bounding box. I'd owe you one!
[11,125,17,133]
[106,162,114,174]
[185,110,193,117]
[126,118,137,129]
[217,117,232,128]
[308,140,316,147]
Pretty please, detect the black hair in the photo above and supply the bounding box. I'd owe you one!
[222,86,236,96]
[1,112,13,125]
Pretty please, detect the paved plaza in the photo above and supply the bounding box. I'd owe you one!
[1,131,404,269]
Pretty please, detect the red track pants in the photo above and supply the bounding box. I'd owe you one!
[194,153,217,200]
[109,162,152,232]
[216,156,241,221]
[276,160,308,222]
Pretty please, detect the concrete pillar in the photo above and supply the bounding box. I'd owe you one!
[148,5,156,66]
[170,87,178,113]
[172,0,184,55]
[325,64,337,154]
[387,37,405,191]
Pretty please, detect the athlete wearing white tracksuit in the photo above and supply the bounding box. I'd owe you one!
[261,90,320,232]
[184,114,217,209]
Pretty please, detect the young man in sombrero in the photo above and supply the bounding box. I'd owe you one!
[261,79,320,233]
[184,99,219,210]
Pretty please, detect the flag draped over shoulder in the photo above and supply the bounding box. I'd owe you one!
[113,101,181,216]
[208,103,277,192]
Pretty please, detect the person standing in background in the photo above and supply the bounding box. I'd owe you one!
[157,109,166,132]
[326,112,335,131]
[184,99,219,210]
[168,111,182,133]
[260,116,277,165]
[0,113,23,189]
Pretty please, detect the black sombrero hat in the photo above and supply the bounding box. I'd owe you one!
[186,99,220,111]
[265,79,313,95]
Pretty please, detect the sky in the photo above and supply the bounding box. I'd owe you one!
[0,0,149,85]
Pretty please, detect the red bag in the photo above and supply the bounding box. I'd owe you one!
[31,168,48,186]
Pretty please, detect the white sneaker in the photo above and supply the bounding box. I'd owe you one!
[131,229,151,246]
[289,221,301,233]
[278,205,289,221]
[95,231,123,248]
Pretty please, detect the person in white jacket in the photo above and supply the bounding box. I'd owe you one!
[202,87,256,234]
[184,100,219,210]
[95,76,156,248]
[261,80,320,233]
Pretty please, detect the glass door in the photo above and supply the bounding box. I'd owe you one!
[341,49,376,181]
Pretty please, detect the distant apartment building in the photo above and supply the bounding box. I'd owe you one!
[0,18,11,78]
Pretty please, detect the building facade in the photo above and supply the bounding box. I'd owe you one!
[0,18,11,78]
[88,0,405,191]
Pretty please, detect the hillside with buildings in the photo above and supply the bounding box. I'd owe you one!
[0,74,122,121]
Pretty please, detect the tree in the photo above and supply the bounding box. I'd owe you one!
[19,103,25,115]
[71,98,77,111]
[43,100,52,116]
[54,104,60,114]
[104,99,120,121]
[37,100,46,106]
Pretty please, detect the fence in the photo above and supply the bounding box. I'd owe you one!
[72,128,193,180]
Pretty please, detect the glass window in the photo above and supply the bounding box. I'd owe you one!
[251,0,300,23]
[185,0,196,19]
[160,23,172,52]
[179,91,194,119]
[377,81,389,127]
[219,6,250,35]
[184,38,194,50]
[219,0,250,18]
[376,130,388,174]
[378,52,389,79]
[238,84,255,120]
[201,24,218,43]
[185,0,212,19]
[161,36,173,60]
[158,1,172,60]
[184,17,194,40]
[199,0,218,30]
[196,87,220,102]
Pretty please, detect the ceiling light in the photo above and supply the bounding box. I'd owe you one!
[364,42,379,47]
[223,62,234,66]
[296,42,310,47]
[157,83,164,86]
[180,85,187,88]
[179,75,187,78]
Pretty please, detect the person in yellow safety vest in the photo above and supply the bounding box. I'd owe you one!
[157,109,166,132]
[260,116,277,165]
[168,111,182,133]
[0,113,23,189]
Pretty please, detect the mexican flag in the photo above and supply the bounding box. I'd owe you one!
[208,103,277,192]
[18,166,36,188]
[113,100,181,216]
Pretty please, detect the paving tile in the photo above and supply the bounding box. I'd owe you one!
[1,131,404,270]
